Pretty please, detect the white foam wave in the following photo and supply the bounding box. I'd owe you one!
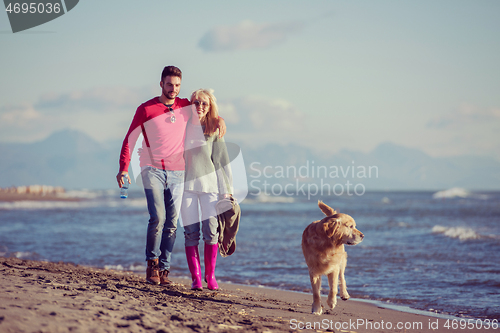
[255,194,294,203]
[60,189,103,199]
[0,200,90,210]
[122,198,147,207]
[11,251,43,259]
[104,264,146,272]
[103,198,147,208]
[432,225,480,240]
[0,197,147,210]
[432,187,470,199]
[104,264,125,271]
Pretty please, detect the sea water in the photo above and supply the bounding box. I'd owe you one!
[0,189,499,319]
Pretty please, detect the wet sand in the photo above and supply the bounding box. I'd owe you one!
[0,257,493,333]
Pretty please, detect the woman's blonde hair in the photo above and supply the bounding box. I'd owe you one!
[190,89,219,136]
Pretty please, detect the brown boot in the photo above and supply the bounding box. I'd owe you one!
[146,259,160,285]
[160,270,171,285]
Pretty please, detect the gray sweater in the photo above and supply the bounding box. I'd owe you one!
[183,122,233,194]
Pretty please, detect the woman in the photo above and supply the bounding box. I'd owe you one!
[181,89,233,291]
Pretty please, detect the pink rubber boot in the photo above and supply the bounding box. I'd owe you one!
[185,246,203,290]
[204,243,219,290]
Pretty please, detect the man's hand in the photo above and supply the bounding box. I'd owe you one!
[116,171,131,188]
[217,117,226,138]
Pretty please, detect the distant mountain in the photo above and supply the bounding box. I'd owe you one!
[0,130,119,189]
[0,130,499,190]
[239,142,500,191]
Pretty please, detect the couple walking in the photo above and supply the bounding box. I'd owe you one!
[116,66,233,290]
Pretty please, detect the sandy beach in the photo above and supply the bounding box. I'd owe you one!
[1,257,496,333]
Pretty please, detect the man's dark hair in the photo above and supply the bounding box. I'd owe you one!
[161,66,182,81]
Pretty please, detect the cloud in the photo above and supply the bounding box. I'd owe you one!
[427,103,500,129]
[0,85,157,143]
[424,103,500,159]
[0,103,49,142]
[219,96,308,147]
[220,96,303,130]
[198,19,305,52]
[0,103,42,126]
[35,86,155,112]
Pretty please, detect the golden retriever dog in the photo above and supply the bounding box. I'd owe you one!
[302,201,364,315]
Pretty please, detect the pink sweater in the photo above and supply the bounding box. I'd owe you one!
[119,97,191,172]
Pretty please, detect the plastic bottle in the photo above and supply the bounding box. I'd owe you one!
[120,175,129,199]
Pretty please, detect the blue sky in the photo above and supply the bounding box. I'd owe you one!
[1,1,499,159]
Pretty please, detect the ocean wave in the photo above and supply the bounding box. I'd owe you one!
[104,264,146,272]
[9,251,44,260]
[432,187,470,199]
[432,225,480,240]
[432,187,490,200]
[0,197,147,210]
[60,189,103,199]
[245,194,295,204]
[103,198,147,208]
[0,200,90,210]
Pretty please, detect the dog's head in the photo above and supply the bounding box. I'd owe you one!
[323,214,364,246]
[319,201,364,247]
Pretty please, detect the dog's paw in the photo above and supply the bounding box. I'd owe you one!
[312,303,323,315]
[340,291,350,301]
[327,295,337,309]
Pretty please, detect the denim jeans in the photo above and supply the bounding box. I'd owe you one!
[181,190,219,247]
[141,166,184,271]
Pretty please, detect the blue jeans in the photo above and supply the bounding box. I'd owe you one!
[181,190,219,247]
[141,166,184,271]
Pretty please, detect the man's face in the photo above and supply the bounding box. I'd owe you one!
[160,76,181,101]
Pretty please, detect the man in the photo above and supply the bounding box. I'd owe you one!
[116,66,225,285]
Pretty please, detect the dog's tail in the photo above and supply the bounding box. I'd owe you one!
[318,200,337,216]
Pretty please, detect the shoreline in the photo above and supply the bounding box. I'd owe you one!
[162,274,461,322]
[0,192,81,202]
[125,269,476,322]
[1,257,496,333]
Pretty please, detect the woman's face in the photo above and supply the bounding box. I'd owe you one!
[192,94,210,121]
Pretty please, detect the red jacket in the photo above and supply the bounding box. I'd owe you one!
[119,96,191,172]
